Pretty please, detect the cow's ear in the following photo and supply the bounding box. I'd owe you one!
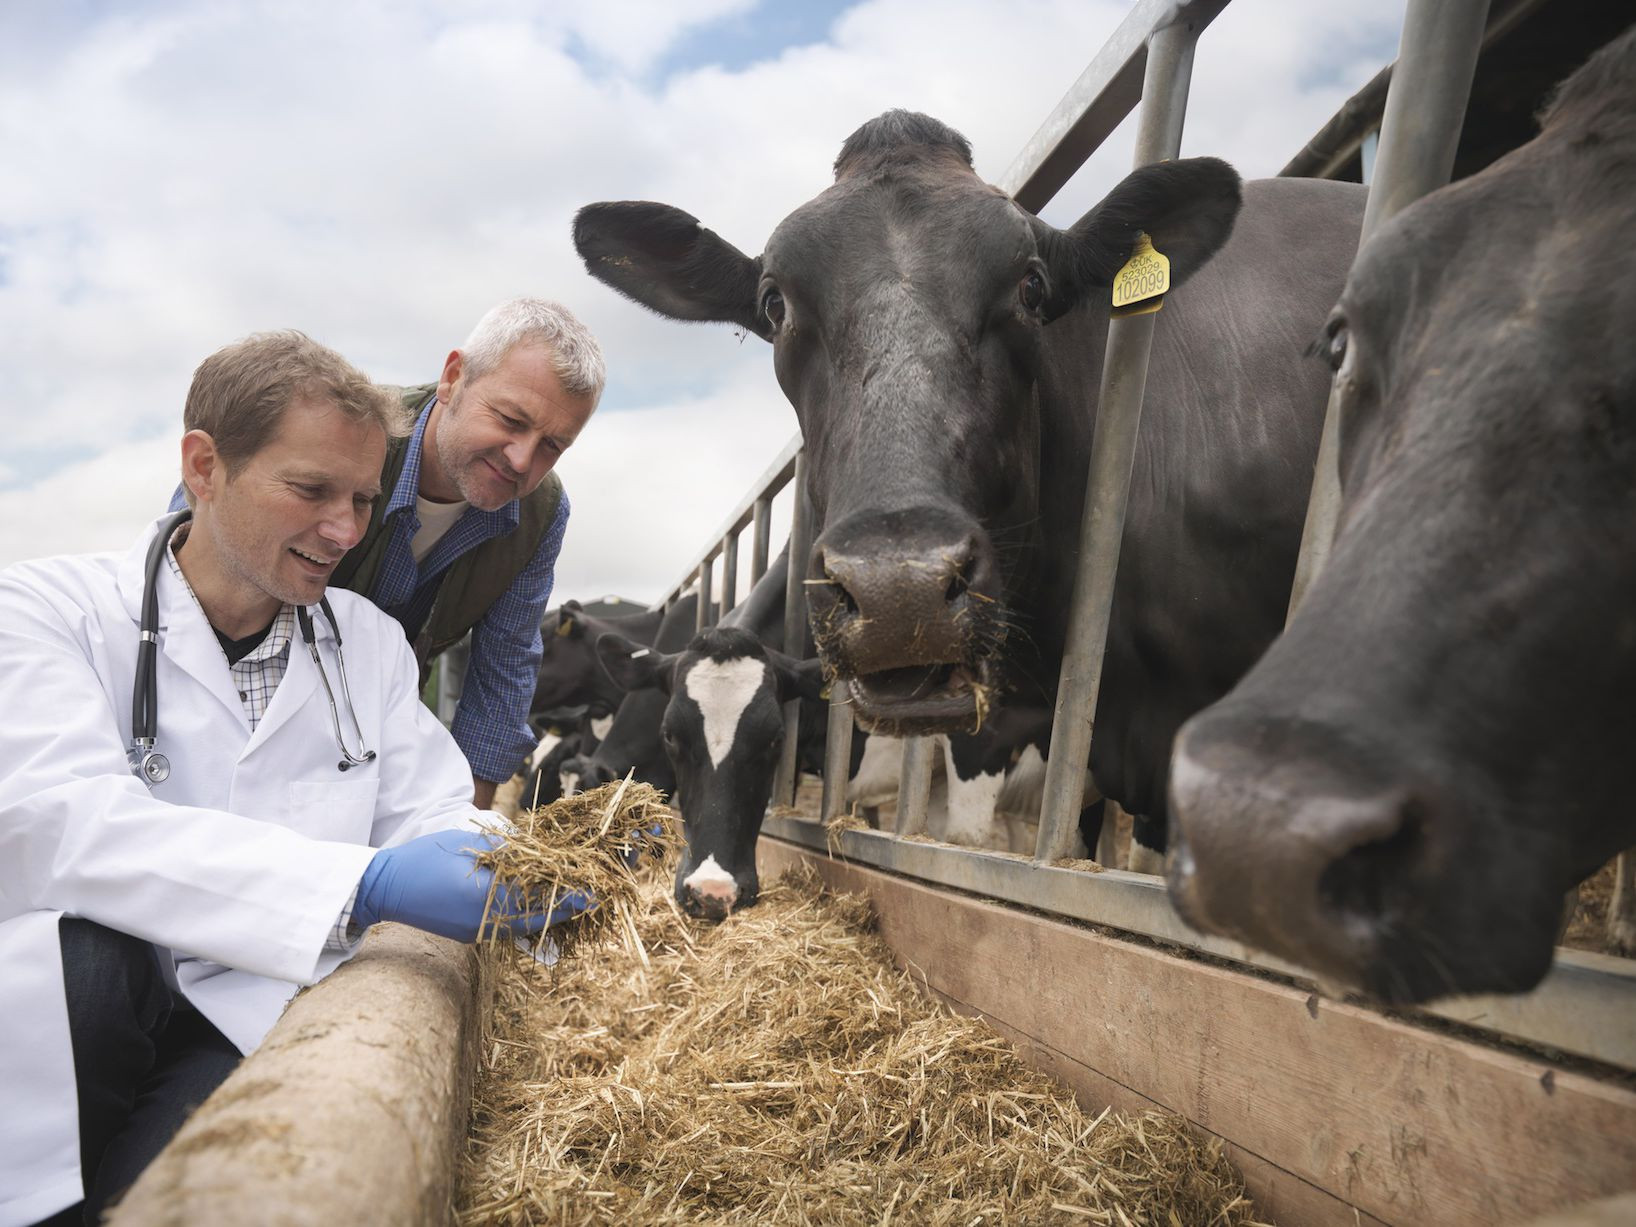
[1035,157,1241,322]
[574,202,772,341]
[595,632,677,694]
[769,651,827,705]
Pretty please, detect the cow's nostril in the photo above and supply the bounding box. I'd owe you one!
[1317,797,1423,934]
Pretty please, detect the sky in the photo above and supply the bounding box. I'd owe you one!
[0,0,1407,606]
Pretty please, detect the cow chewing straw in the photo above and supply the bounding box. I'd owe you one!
[456,831,1266,1225]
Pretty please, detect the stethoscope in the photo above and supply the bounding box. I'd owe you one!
[128,508,377,785]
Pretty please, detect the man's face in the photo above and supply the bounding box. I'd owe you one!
[432,344,595,511]
[210,397,386,608]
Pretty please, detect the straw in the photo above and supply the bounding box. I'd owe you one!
[456,857,1268,1225]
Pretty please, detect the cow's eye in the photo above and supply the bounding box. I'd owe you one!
[1019,270,1046,312]
[761,287,786,329]
[1326,323,1350,372]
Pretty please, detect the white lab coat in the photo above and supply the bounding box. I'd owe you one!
[0,519,490,1226]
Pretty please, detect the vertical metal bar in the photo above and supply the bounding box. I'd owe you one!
[820,699,855,823]
[1095,802,1121,868]
[894,736,936,837]
[1287,0,1489,616]
[772,454,813,807]
[695,556,713,633]
[1359,127,1380,186]
[1034,18,1199,863]
[722,532,739,613]
[751,496,773,584]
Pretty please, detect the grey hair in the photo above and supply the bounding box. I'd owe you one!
[460,297,606,402]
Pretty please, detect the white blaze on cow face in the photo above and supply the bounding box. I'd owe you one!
[682,853,739,907]
[559,770,582,798]
[679,657,770,768]
[590,713,614,741]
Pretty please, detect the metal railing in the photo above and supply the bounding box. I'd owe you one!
[641,0,1636,1073]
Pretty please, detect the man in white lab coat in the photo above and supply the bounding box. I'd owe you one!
[0,332,584,1227]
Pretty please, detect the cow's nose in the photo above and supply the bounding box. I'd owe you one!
[680,877,738,922]
[1167,713,1431,990]
[807,506,997,674]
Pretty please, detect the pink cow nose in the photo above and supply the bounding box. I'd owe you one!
[682,876,738,920]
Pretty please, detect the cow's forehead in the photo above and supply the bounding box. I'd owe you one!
[765,171,1034,276]
[675,654,776,768]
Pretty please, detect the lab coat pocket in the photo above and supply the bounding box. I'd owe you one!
[287,778,380,845]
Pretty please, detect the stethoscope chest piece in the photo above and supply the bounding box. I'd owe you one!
[136,749,170,785]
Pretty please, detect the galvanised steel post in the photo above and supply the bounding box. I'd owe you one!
[751,496,772,583]
[820,699,855,823]
[894,735,938,837]
[772,453,813,807]
[1287,0,1489,616]
[722,532,739,613]
[1033,16,1199,864]
[695,556,713,633]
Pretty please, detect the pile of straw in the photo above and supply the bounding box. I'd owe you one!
[456,796,1264,1226]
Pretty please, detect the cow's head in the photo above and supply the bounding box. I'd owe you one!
[576,111,1240,735]
[1167,32,1636,1003]
[596,625,824,920]
[531,601,629,717]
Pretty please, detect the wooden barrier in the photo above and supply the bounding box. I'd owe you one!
[109,924,485,1226]
[758,837,1636,1227]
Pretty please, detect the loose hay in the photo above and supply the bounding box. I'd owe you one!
[473,777,679,963]
[456,835,1265,1226]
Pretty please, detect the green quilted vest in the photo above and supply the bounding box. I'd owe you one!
[331,382,564,680]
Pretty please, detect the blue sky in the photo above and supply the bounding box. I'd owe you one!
[0,0,1406,600]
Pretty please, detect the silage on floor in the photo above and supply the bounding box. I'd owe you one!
[457,839,1265,1226]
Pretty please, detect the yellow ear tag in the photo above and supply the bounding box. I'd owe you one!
[1111,231,1170,318]
[555,619,574,637]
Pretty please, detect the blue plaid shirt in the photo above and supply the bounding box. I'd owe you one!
[169,395,568,783]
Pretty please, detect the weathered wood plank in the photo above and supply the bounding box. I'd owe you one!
[758,838,1636,1227]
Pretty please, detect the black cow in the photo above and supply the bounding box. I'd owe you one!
[557,590,700,800]
[575,112,1363,864]
[531,600,664,725]
[598,625,824,918]
[1168,28,1636,1003]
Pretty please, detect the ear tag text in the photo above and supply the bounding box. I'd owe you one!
[1111,231,1170,318]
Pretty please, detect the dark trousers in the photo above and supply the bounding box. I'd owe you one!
[34,918,241,1226]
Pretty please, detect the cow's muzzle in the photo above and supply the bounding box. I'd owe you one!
[807,506,1003,734]
[1166,709,1557,1003]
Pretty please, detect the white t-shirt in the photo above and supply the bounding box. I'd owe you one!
[411,496,468,565]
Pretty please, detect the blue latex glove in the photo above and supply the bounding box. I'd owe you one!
[622,822,666,869]
[352,829,594,943]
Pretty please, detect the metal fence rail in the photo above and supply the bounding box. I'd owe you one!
[644,0,1636,1074]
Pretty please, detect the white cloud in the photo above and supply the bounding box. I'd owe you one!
[0,0,1407,601]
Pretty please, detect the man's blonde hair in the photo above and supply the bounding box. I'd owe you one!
[182,331,407,503]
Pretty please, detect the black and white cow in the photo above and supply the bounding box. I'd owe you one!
[597,625,824,918]
[575,112,1363,866]
[531,600,664,727]
[556,591,700,800]
[1168,27,1636,1003]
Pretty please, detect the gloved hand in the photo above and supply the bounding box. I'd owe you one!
[621,822,667,869]
[352,828,594,943]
